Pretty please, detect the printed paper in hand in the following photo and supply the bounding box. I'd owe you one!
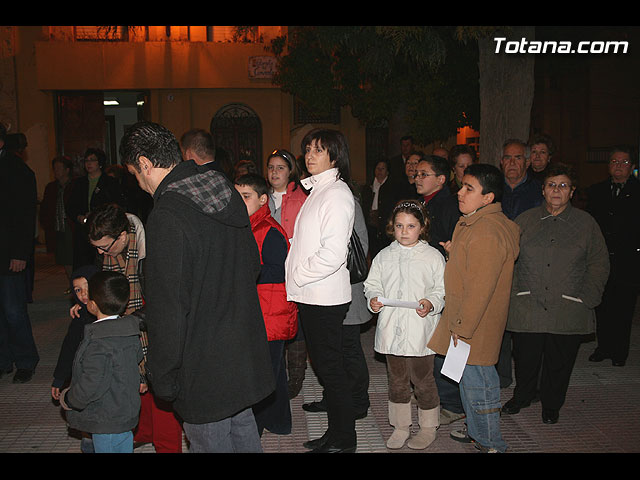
[441,337,470,383]
[379,297,421,309]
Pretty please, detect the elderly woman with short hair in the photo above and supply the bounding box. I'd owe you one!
[503,163,610,424]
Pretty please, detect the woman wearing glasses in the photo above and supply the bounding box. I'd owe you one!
[83,202,184,453]
[503,163,610,425]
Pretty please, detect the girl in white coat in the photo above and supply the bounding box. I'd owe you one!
[364,199,445,450]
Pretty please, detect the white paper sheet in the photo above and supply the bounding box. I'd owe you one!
[379,297,421,309]
[441,337,470,383]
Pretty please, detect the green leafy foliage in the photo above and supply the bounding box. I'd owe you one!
[268,26,479,144]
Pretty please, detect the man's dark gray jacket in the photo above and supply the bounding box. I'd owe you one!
[144,160,274,424]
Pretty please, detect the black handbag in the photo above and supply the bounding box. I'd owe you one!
[347,228,369,284]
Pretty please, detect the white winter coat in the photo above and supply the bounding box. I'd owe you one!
[285,168,355,306]
[364,240,446,357]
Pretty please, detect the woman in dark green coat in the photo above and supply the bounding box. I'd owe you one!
[503,163,610,425]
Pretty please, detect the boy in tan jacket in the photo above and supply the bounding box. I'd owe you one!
[428,164,520,453]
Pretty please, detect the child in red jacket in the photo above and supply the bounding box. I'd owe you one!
[235,173,298,435]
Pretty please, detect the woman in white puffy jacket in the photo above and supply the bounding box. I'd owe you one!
[285,128,356,453]
[364,199,445,450]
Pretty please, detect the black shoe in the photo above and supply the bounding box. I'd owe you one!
[502,398,530,415]
[302,401,327,413]
[588,351,609,362]
[355,409,368,420]
[0,367,13,380]
[12,369,34,384]
[307,442,356,453]
[542,408,559,424]
[303,432,329,450]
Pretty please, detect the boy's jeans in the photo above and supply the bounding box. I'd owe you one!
[459,364,507,453]
[92,431,133,453]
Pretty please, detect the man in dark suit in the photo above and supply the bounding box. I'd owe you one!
[0,124,39,383]
[388,135,415,183]
[586,145,639,367]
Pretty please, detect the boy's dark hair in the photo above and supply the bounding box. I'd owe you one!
[421,154,451,178]
[87,203,130,242]
[464,163,503,203]
[89,271,130,316]
[235,173,269,198]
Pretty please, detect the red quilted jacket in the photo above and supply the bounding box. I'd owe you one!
[250,204,298,341]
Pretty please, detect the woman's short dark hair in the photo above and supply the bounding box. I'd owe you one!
[84,147,108,169]
[464,163,503,203]
[301,128,351,184]
[543,162,578,188]
[449,144,478,165]
[529,133,555,156]
[87,203,130,242]
[120,121,183,171]
[385,199,430,241]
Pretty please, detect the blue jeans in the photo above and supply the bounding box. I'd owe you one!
[183,407,263,453]
[459,364,507,452]
[434,354,464,414]
[0,272,39,371]
[92,431,133,453]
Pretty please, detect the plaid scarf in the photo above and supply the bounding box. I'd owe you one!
[101,219,143,314]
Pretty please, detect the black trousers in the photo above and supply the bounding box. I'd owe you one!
[511,332,581,411]
[313,324,370,415]
[594,280,638,363]
[298,302,356,446]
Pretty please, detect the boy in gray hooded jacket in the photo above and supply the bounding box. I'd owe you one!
[60,271,143,453]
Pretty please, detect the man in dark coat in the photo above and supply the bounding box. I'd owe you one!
[387,135,415,183]
[0,124,39,383]
[586,145,639,367]
[120,121,274,453]
[496,139,543,388]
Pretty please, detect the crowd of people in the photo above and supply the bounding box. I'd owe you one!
[0,121,638,453]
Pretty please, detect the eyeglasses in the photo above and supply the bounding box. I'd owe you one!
[412,172,437,180]
[545,181,572,190]
[95,236,118,253]
[610,159,630,166]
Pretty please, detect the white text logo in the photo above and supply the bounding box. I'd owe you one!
[494,37,629,54]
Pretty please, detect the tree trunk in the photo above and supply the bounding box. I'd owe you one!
[478,26,535,166]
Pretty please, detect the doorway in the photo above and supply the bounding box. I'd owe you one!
[55,90,148,175]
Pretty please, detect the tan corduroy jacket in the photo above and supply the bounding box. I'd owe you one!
[428,203,520,366]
